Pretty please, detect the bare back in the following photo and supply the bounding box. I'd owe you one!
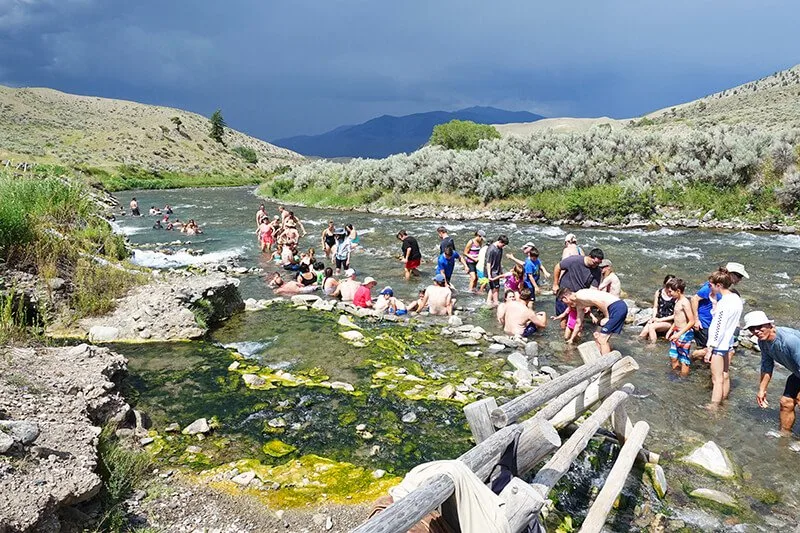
[574,288,619,318]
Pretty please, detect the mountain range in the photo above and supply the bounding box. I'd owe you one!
[272,106,545,158]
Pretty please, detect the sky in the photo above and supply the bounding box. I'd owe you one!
[1,0,799,140]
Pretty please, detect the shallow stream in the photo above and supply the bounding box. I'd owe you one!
[114,186,800,529]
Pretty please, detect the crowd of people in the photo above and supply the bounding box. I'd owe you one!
[254,206,799,435]
[127,197,203,234]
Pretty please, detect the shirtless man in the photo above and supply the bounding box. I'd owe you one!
[419,274,454,316]
[256,204,268,227]
[278,205,291,225]
[130,197,140,216]
[332,269,361,303]
[557,287,628,355]
[664,278,694,377]
[498,290,547,337]
[597,260,621,297]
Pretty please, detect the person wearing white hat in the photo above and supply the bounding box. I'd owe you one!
[561,233,583,259]
[691,262,748,361]
[353,276,377,308]
[331,269,361,303]
[725,262,750,281]
[747,310,800,435]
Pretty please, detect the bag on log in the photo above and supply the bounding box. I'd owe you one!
[368,495,456,533]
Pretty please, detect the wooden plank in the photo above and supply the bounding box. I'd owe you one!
[491,351,624,428]
[579,421,651,533]
[463,397,498,443]
[499,477,546,533]
[548,356,638,430]
[529,384,635,502]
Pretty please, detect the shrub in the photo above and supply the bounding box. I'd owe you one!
[70,259,144,318]
[231,145,258,164]
[96,427,151,532]
[777,169,800,212]
[429,120,501,150]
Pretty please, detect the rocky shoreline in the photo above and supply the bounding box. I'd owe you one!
[260,194,799,234]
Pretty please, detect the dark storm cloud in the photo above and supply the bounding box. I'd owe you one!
[1,0,799,138]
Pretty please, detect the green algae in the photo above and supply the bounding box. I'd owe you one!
[263,439,297,458]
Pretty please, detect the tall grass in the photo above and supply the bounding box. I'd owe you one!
[95,427,151,532]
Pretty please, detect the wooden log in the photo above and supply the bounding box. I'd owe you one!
[548,356,639,430]
[350,473,453,533]
[491,351,624,428]
[463,397,498,443]
[529,384,635,501]
[612,401,634,445]
[578,340,601,364]
[509,418,562,479]
[593,427,660,465]
[499,477,546,533]
[531,381,589,423]
[579,421,651,533]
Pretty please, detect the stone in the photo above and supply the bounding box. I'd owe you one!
[339,330,364,341]
[683,441,735,478]
[789,441,800,453]
[268,417,286,428]
[447,316,463,327]
[242,374,266,387]
[326,516,333,530]
[452,338,479,347]
[487,343,506,354]
[140,437,154,446]
[401,412,417,423]
[507,352,530,372]
[539,366,559,379]
[372,469,386,479]
[370,445,381,456]
[231,471,256,486]
[464,350,482,357]
[312,514,326,526]
[337,315,361,330]
[0,432,13,454]
[492,335,525,348]
[690,488,737,509]
[436,384,456,400]
[88,325,120,343]
[330,381,355,392]
[524,341,538,358]
[513,369,533,388]
[453,392,468,402]
[48,277,66,291]
[312,299,335,311]
[464,377,478,387]
[471,326,487,335]
[182,418,210,435]
[228,361,240,371]
[634,308,653,326]
[164,422,180,432]
[291,294,321,305]
[138,329,152,339]
[244,298,265,311]
[645,463,667,499]
[701,209,716,222]
[0,420,40,445]
[275,510,285,520]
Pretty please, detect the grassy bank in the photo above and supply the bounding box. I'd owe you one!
[0,169,147,340]
[257,179,788,225]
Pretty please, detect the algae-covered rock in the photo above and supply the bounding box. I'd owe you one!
[683,441,735,478]
[452,338,479,347]
[645,463,667,499]
[182,418,210,435]
[436,384,456,400]
[263,440,297,458]
[242,374,266,387]
[231,471,256,486]
[690,488,738,509]
[339,330,365,341]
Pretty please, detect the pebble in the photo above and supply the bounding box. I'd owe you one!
[372,469,386,479]
[487,343,506,353]
[401,412,417,423]
[182,418,210,435]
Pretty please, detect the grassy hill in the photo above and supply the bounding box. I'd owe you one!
[0,85,304,177]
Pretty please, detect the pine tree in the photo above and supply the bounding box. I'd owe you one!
[209,109,226,145]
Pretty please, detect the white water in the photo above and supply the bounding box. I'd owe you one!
[131,247,245,269]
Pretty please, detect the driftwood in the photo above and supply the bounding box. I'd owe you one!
[491,351,623,428]
[579,421,650,533]
[529,384,635,502]
[500,477,546,533]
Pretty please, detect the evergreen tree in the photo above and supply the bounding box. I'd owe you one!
[209,109,226,145]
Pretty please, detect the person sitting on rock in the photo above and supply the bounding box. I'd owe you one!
[332,269,361,303]
[353,276,377,308]
[419,274,455,316]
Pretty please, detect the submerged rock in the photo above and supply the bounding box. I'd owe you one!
[645,463,667,499]
[401,412,417,423]
[339,330,364,341]
[337,315,361,330]
[447,316,463,327]
[683,441,735,478]
[242,374,266,387]
[690,488,738,509]
[182,418,210,435]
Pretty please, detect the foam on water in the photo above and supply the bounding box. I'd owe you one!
[220,340,274,357]
[131,247,245,268]
[639,246,703,260]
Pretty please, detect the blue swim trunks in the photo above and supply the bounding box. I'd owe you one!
[600,300,627,335]
[522,322,537,337]
[394,309,408,316]
[669,329,694,366]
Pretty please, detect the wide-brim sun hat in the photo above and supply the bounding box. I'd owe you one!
[599,259,613,268]
[742,310,773,330]
[344,268,356,277]
[725,262,750,279]
[565,233,577,243]
[363,276,377,285]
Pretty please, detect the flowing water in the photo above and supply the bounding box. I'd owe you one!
[114,187,800,528]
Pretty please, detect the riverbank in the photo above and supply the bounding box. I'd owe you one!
[256,181,800,232]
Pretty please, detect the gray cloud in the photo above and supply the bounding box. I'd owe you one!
[1,0,799,138]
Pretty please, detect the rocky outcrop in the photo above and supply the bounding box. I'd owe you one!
[0,343,128,531]
[56,273,244,342]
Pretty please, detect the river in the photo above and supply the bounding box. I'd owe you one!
[113,186,800,529]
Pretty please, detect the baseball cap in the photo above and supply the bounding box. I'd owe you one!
[380,286,393,296]
[521,241,535,250]
[599,259,613,268]
[564,233,577,243]
[364,276,377,285]
[433,273,446,283]
[725,262,749,279]
[476,229,486,237]
[344,268,356,277]
[743,310,773,330]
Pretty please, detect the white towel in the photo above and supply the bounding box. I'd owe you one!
[389,460,511,533]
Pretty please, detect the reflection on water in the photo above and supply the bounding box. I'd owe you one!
[115,186,800,525]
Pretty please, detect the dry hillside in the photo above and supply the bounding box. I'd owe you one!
[0,85,303,173]
[493,117,625,137]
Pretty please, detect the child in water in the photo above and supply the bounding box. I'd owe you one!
[552,302,579,343]
[664,278,694,377]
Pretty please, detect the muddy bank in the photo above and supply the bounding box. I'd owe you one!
[49,273,244,343]
[0,343,127,531]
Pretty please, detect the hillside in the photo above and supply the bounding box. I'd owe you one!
[639,63,800,130]
[494,117,625,137]
[272,106,544,158]
[0,85,304,174]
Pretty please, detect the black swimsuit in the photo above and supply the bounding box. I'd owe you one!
[324,230,336,247]
[299,274,316,287]
[656,290,675,318]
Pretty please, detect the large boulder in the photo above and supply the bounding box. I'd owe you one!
[683,441,735,478]
[0,420,40,445]
[88,325,120,343]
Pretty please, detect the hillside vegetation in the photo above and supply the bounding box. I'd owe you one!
[0,85,303,177]
[262,64,800,223]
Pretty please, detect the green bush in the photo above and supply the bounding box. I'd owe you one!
[231,146,258,164]
[429,120,501,150]
[96,427,151,532]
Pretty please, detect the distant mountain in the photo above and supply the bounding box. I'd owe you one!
[272,106,545,158]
